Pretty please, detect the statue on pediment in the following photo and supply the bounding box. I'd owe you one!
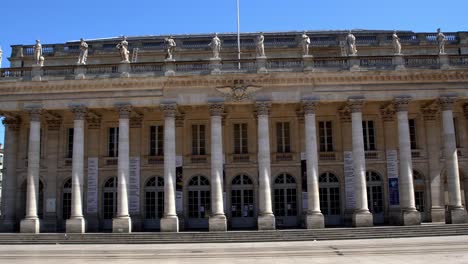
[34,39,44,66]
[116,36,130,63]
[436,28,446,54]
[77,38,89,65]
[346,31,357,56]
[256,33,265,57]
[209,33,221,59]
[392,31,402,55]
[165,36,176,60]
[301,31,311,56]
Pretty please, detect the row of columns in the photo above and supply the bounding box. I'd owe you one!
[5,95,467,233]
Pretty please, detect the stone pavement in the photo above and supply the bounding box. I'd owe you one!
[1,235,468,264]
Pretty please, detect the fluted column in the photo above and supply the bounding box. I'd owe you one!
[1,117,20,231]
[256,101,275,230]
[440,96,467,224]
[394,97,421,225]
[160,103,179,232]
[66,106,87,233]
[303,99,324,228]
[20,108,42,233]
[348,98,373,227]
[208,103,227,231]
[112,104,132,233]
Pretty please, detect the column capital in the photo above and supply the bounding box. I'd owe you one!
[380,102,396,122]
[439,96,457,111]
[394,97,412,112]
[70,105,87,120]
[347,98,365,113]
[209,103,224,116]
[302,99,319,114]
[255,101,271,116]
[2,117,21,131]
[116,104,132,119]
[160,103,177,118]
[25,107,42,121]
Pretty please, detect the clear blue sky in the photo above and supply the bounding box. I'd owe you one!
[0,0,467,144]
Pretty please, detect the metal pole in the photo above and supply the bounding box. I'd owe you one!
[237,0,241,70]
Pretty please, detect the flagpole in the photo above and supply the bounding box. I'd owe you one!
[236,0,241,69]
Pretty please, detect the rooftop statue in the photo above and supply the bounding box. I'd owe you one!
[165,36,176,60]
[436,28,446,54]
[209,33,221,59]
[301,31,311,56]
[346,31,357,56]
[392,31,402,55]
[116,36,130,63]
[34,39,44,66]
[256,33,265,57]
[77,38,89,65]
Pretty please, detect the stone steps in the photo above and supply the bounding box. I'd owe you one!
[1,224,468,244]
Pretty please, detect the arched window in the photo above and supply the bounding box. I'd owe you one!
[63,178,72,220]
[231,174,254,218]
[413,170,425,212]
[273,173,297,217]
[188,175,210,218]
[103,177,118,220]
[366,171,383,214]
[319,172,341,216]
[144,176,164,219]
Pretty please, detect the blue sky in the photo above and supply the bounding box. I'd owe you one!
[0,0,467,144]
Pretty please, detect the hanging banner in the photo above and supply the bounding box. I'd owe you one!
[86,157,99,214]
[386,150,400,206]
[176,156,183,213]
[344,151,356,209]
[300,153,308,210]
[129,156,141,214]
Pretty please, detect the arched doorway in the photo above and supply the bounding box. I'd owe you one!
[366,171,384,224]
[102,177,117,230]
[413,170,427,221]
[187,175,210,229]
[319,172,342,226]
[144,176,164,230]
[273,173,298,228]
[62,178,72,225]
[230,174,255,229]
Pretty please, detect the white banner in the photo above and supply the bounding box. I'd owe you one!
[86,157,99,214]
[176,191,183,213]
[129,156,141,214]
[344,151,356,210]
[386,150,399,179]
[302,192,308,210]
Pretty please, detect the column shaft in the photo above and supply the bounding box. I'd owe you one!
[70,118,85,218]
[117,117,130,217]
[1,119,19,231]
[210,115,224,215]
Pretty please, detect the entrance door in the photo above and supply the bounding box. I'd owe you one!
[187,175,210,229]
[413,170,427,221]
[144,176,164,230]
[366,171,384,224]
[230,174,255,229]
[319,172,342,226]
[273,173,298,228]
[102,177,117,230]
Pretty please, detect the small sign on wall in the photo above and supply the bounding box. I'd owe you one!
[46,198,56,213]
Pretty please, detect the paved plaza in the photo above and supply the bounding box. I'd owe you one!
[1,235,468,263]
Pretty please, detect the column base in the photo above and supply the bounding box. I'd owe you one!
[305,212,324,229]
[401,209,421,226]
[160,215,179,232]
[352,210,373,227]
[20,218,40,233]
[209,214,227,232]
[258,214,275,230]
[446,206,468,224]
[430,207,446,223]
[112,216,132,233]
[66,217,87,233]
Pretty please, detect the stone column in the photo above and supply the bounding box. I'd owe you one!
[303,99,324,229]
[20,108,42,233]
[112,104,132,233]
[1,117,20,231]
[208,103,227,231]
[66,106,87,233]
[440,96,468,224]
[160,103,179,232]
[348,98,373,227]
[256,101,275,230]
[394,97,421,225]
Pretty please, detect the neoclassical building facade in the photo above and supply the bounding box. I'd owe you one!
[1,30,468,233]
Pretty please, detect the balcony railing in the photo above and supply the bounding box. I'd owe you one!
[275,152,293,162]
[233,154,250,163]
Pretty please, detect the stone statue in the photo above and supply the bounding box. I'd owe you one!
[301,31,311,56]
[209,33,221,59]
[34,39,44,66]
[165,36,176,60]
[0,46,3,68]
[77,38,89,65]
[116,36,130,63]
[436,28,446,54]
[256,33,265,57]
[392,30,402,55]
[346,31,357,56]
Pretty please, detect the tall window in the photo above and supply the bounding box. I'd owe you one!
[408,119,417,149]
[362,120,375,151]
[276,122,291,153]
[192,124,206,155]
[62,179,72,220]
[67,128,74,158]
[233,123,248,154]
[150,125,164,156]
[108,127,119,157]
[454,118,460,148]
[319,121,333,152]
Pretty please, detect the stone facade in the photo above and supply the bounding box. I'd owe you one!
[1,30,468,233]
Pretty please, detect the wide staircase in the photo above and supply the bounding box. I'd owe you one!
[1,224,468,244]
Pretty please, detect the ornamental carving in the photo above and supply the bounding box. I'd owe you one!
[421,101,439,121]
[302,99,319,115]
[380,102,396,122]
[160,103,177,118]
[255,101,271,116]
[216,80,262,102]
[86,110,102,129]
[439,96,457,111]
[46,119,61,131]
[209,103,224,116]
[338,105,351,122]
